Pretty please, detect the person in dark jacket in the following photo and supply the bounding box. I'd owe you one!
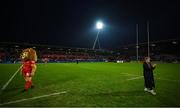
[76,59,79,64]
[143,57,157,95]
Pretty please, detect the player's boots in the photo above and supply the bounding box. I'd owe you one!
[31,85,35,89]
[149,90,156,95]
[22,89,28,92]
[144,88,150,92]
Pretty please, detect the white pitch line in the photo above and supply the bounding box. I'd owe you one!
[157,78,180,83]
[0,91,67,106]
[125,75,180,83]
[1,65,23,91]
[120,73,141,77]
[126,76,144,81]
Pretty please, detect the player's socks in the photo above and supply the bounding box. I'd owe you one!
[25,81,31,91]
[30,81,33,88]
[24,81,29,90]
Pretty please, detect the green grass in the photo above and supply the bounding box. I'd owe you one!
[0,62,180,107]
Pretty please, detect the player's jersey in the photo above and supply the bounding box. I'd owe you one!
[22,60,35,75]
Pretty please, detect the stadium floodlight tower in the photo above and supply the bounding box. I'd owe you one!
[92,21,104,50]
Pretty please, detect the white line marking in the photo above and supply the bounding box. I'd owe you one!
[126,76,144,81]
[121,73,141,77]
[1,65,23,91]
[157,78,180,83]
[0,91,67,106]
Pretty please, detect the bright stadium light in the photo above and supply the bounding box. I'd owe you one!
[93,21,104,50]
[96,21,103,29]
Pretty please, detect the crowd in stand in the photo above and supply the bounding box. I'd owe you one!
[40,51,107,63]
[0,47,119,63]
[0,43,180,63]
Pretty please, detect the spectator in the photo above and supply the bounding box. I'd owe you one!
[143,57,157,95]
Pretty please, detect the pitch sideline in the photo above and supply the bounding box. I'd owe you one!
[126,76,143,80]
[0,91,67,106]
[123,73,180,83]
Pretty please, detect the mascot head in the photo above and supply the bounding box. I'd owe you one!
[20,48,37,62]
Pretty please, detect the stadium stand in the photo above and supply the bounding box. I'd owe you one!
[0,39,180,63]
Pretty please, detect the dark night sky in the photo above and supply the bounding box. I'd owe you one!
[1,0,180,48]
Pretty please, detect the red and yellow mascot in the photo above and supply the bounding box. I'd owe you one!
[20,48,37,91]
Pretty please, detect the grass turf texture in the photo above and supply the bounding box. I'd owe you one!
[0,62,180,107]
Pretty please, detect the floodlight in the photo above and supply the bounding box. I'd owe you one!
[93,21,104,50]
[96,21,103,29]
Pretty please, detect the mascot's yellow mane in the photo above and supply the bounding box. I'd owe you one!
[21,48,37,62]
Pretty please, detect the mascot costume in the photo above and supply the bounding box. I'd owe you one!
[20,48,37,91]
